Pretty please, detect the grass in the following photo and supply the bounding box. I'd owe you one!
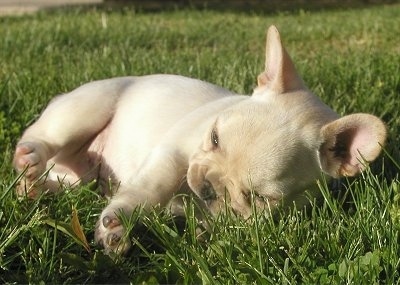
[0,3,400,284]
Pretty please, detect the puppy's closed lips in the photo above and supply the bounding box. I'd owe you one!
[13,25,386,254]
[199,180,217,203]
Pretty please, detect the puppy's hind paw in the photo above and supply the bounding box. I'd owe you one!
[95,212,132,255]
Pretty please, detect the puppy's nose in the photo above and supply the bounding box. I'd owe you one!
[200,180,216,202]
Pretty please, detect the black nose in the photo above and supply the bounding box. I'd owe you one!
[200,180,216,202]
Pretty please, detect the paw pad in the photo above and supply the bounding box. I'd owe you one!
[106,233,121,247]
[95,213,132,255]
[102,216,120,228]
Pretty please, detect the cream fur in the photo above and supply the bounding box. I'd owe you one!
[13,26,386,254]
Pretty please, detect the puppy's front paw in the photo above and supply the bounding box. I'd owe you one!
[13,142,48,198]
[95,211,132,255]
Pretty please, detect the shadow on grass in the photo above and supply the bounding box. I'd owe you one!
[101,0,397,14]
[37,0,399,16]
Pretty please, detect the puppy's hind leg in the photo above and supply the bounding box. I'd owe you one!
[14,78,134,196]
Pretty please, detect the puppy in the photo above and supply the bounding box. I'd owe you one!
[13,26,386,254]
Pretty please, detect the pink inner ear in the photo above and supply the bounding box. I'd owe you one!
[348,127,374,166]
[321,113,386,178]
[266,52,279,81]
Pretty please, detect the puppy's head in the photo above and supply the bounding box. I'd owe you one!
[187,26,386,217]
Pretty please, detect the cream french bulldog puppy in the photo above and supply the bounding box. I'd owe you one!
[13,26,386,254]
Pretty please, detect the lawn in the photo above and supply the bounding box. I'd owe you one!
[0,3,399,284]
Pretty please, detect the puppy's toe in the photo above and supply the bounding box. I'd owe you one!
[14,142,46,179]
[15,180,40,199]
[95,213,131,255]
[14,142,49,198]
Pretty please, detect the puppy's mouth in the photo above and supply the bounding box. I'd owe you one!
[198,179,217,205]
[186,160,224,212]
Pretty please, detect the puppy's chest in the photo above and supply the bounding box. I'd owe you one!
[86,120,156,183]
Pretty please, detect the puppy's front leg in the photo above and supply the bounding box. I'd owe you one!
[95,147,186,254]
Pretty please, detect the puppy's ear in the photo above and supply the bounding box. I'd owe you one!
[319,114,386,178]
[257,25,304,94]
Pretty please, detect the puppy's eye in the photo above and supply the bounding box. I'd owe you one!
[254,192,268,203]
[242,190,267,205]
[211,128,219,148]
